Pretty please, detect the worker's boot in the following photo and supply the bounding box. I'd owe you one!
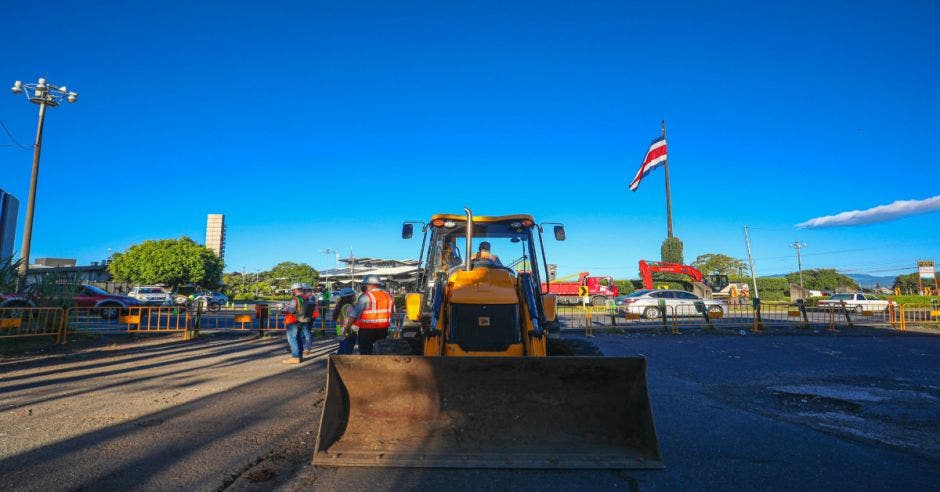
[282,357,301,364]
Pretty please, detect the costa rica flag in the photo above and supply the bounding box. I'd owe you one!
[629,136,667,191]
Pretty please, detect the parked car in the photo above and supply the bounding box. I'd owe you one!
[0,292,34,316]
[72,284,141,318]
[127,286,174,306]
[194,291,229,305]
[817,293,896,313]
[616,289,727,319]
[2,285,139,319]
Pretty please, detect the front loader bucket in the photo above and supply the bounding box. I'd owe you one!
[313,355,662,469]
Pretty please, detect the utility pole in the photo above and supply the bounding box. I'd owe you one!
[662,120,674,238]
[9,78,78,289]
[790,242,807,288]
[349,247,356,288]
[743,225,760,299]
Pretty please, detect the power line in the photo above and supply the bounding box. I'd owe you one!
[0,119,33,150]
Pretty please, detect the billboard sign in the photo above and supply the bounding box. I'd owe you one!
[918,260,936,280]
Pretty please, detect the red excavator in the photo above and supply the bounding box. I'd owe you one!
[639,260,703,289]
[638,260,732,300]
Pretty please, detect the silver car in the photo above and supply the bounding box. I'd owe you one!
[127,286,174,306]
[617,289,727,319]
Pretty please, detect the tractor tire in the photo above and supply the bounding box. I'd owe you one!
[99,303,122,320]
[547,336,603,356]
[1,301,31,319]
[373,338,417,355]
[592,296,607,307]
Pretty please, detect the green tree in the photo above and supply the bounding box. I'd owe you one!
[784,269,858,291]
[892,273,920,294]
[268,262,318,289]
[109,237,223,289]
[691,253,748,276]
[0,258,21,293]
[660,237,684,264]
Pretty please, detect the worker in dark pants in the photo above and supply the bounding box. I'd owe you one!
[343,275,394,355]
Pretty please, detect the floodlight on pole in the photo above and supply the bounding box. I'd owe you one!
[9,76,78,289]
[320,249,340,270]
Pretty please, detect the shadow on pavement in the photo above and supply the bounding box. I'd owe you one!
[0,339,336,490]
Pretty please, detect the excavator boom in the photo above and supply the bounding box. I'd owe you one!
[639,260,704,289]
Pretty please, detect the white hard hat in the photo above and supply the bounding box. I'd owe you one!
[361,275,384,286]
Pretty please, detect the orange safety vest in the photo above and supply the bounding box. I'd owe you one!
[354,289,394,329]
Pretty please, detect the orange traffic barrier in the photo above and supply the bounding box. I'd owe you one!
[0,307,65,342]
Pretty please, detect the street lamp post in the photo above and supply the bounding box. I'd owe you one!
[320,249,340,270]
[10,78,78,289]
[320,248,340,291]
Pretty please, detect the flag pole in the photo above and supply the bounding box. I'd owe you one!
[662,119,674,238]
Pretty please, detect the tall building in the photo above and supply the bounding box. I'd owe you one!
[205,214,226,264]
[0,189,19,264]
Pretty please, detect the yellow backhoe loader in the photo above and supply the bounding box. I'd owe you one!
[313,209,662,469]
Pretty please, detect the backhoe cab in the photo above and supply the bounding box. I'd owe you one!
[399,209,562,357]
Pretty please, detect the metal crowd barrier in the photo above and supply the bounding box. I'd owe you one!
[556,299,934,334]
[0,307,66,342]
[64,306,195,340]
[3,300,934,346]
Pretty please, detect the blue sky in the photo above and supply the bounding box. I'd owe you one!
[1,0,938,278]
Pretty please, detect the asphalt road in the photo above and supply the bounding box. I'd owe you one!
[2,329,938,491]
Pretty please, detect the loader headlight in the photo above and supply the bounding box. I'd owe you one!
[444,220,456,228]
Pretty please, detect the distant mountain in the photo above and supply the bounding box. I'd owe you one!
[845,274,897,289]
[762,273,896,288]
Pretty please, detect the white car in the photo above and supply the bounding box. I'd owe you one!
[127,286,174,306]
[195,291,229,305]
[616,289,727,319]
[817,293,896,313]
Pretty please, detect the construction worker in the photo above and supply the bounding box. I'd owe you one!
[471,241,501,265]
[730,284,739,307]
[299,283,319,349]
[333,287,358,354]
[343,275,395,355]
[440,236,461,271]
[281,282,314,364]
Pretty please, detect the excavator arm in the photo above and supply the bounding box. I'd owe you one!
[638,260,704,289]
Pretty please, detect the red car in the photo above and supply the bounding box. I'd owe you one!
[0,284,140,319]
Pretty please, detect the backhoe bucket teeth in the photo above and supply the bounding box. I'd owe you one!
[313,355,662,469]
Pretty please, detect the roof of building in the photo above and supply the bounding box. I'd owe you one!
[320,264,419,279]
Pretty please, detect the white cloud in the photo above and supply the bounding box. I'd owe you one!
[797,195,940,229]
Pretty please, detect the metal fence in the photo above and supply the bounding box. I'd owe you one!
[64,306,195,339]
[555,301,940,334]
[2,301,936,345]
[0,307,66,341]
